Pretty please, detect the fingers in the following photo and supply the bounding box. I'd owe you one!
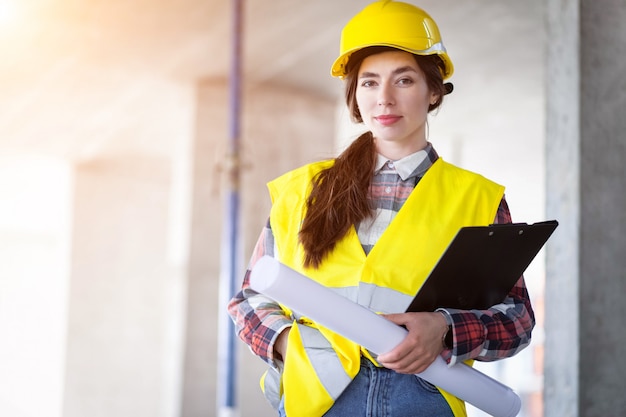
[377,338,437,374]
[376,312,446,374]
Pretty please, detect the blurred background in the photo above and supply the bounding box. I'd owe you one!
[2,0,621,417]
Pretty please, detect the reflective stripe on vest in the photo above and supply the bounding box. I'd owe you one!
[265,157,505,417]
[260,368,281,410]
[296,322,353,397]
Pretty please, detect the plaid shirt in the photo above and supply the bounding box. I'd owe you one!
[227,143,535,368]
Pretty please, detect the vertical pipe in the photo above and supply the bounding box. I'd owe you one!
[217,0,243,416]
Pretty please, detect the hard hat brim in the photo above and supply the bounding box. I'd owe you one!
[331,43,454,80]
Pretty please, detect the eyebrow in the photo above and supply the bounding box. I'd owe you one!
[359,65,419,79]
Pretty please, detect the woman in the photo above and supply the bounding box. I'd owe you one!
[228,1,535,416]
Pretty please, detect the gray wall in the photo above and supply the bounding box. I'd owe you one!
[545,0,626,416]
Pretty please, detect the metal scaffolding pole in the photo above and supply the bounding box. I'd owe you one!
[217,0,243,416]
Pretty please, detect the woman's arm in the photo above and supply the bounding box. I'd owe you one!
[378,197,536,372]
[438,197,536,365]
[227,218,293,368]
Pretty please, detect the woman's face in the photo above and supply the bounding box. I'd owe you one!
[355,50,438,159]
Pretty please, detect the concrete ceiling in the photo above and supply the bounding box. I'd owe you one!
[0,0,542,162]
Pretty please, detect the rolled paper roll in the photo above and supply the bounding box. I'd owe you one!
[249,256,522,417]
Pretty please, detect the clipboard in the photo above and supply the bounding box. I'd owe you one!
[405,220,559,312]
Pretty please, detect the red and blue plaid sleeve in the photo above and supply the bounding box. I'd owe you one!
[227,219,292,368]
[439,197,536,365]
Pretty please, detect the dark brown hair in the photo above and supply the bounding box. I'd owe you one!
[298,47,448,268]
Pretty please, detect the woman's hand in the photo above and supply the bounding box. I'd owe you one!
[376,312,448,374]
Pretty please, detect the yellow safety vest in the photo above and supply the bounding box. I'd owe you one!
[263,157,504,417]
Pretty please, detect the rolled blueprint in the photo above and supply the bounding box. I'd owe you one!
[249,255,521,417]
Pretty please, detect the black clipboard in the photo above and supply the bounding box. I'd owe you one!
[405,220,558,312]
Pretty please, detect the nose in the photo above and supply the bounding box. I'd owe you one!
[377,84,394,106]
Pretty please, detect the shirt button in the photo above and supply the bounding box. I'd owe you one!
[388,162,395,168]
[385,186,392,193]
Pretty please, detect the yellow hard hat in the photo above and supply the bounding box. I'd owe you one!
[331,0,454,80]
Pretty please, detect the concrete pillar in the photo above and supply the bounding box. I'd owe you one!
[179,80,226,417]
[545,1,626,416]
[63,155,186,417]
[180,79,335,417]
[0,155,71,417]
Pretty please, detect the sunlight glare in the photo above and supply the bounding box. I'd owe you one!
[0,1,18,26]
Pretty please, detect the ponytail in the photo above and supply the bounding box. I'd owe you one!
[298,132,376,268]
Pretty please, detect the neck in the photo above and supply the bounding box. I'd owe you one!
[375,138,428,161]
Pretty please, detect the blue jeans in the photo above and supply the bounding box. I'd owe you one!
[278,358,454,417]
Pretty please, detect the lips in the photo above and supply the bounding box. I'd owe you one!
[374,115,402,126]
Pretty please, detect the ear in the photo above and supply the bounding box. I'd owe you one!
[430,91,440,106]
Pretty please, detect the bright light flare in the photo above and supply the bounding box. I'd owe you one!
[0,1,18,26]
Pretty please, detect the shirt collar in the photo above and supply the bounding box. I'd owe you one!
[374,142,438,181]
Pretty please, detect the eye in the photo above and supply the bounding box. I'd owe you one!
[360,79,377,88]
[396,77,414,86]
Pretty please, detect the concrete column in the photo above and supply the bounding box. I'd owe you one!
[63,155,185,417]
[545,1,626,416]
[181,79,335,417]
[180,79,226,417]
[0,156,71,417]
